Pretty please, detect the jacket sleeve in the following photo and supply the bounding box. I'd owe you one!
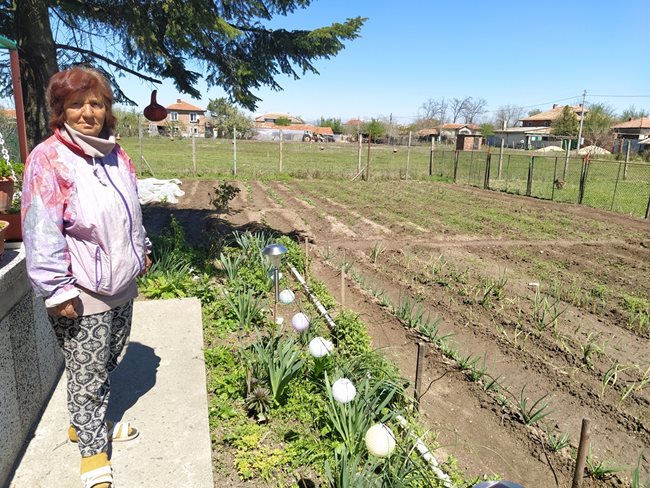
[21,147,79,307]
[120,146,152,255]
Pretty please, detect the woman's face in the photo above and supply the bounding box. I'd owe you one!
[63,92,106,137]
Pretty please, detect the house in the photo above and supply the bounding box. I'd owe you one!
[439,123,480,145]
[156,99,207,137]
[611,117,650,153]
[0,108,16,120]
[489,126,556,149]
[254,113,303,124]
[417,128,440,142]
[519,104,588,128]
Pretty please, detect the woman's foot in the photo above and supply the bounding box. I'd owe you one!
[69,421,139,443]
[80,452,112,488]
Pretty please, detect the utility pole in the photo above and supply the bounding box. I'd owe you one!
[576,90,586,152]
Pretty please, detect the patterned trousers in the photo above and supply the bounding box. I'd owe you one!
[49,300,134,457]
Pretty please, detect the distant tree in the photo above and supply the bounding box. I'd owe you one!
[449,97,471,123]
[319,117,343,134]
[420,97,448,124]
[461,97,488,124]
[113,107,139,137]
[207,97,253,138]
[583,103,616,148]
[275,117,291,126]
[527,108,542,117]
[495,105,524,128]
[619,105,649,122]
[479,123,494,138]
[551,106,578,137]
[364,118,386,141]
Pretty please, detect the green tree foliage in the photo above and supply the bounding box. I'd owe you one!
[551,106,579,137]
[364,118,386,141]
[527,108,542,117]
[274,117,291,126]
[0,2,365,147]
[619,105,649,122]
[207,97,253,138]
[479,123,495,138]
[113,107,139,137]
[318,117,343,134]
[583,103,616,148]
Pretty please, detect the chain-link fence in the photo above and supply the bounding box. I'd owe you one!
[432,149,650,219]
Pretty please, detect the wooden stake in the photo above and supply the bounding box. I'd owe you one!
[340,267,345,308]
[572,418,591,488]
[304,238,309,283]
[414,342,425,411]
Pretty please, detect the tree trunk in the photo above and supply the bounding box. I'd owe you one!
[15,0,58,148]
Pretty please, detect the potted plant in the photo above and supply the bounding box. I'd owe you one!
[0,159,23,241]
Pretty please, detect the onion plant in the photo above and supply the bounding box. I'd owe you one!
[518,385,553,426]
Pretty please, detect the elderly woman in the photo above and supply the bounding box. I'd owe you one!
[21,66,150,488]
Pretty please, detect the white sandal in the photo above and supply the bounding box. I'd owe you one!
[80,464,113,488]
[108,421,139,442]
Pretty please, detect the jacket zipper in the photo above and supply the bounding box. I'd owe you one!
[95,246,102,291]
[101,161,144,271]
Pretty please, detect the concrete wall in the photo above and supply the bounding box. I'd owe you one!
[0,246,62,487]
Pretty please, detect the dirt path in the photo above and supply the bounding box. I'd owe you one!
[143,178,650,487]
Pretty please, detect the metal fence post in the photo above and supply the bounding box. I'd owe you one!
[645,192,650,219]
[551,156,558,201]
[453,150,459,183]
[610,161,622,211]
[428,136,434,176]
[526,156,534,196]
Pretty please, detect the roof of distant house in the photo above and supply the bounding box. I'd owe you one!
[417,128,440,136]
[166,99,205,112]
[440,123,480,131]
[0,108,16,118]
[519,104,587,122]
[611,117,650,129]
[344,118,364,126]
[254,113,303,124]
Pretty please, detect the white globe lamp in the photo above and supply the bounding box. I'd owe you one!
[279,289,295,305]
[332,378,356,404]
[308,337,333,358]
[365,423,396,458]
[291,312,310,332]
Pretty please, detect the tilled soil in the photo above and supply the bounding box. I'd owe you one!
[143,178,650,487]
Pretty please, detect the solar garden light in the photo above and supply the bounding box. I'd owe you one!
[262,243,287,321]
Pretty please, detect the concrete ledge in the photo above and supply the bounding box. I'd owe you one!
[8,298,214,488]
[0,246,63,487]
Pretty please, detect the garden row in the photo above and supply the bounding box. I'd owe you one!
[137,219,470,487]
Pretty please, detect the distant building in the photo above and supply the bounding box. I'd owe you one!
[519,104,587,128]
[611,117,650,153]
[254,113,303,124]
[154,99,207,137]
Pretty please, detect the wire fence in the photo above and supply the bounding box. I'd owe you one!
[431,149,650,219]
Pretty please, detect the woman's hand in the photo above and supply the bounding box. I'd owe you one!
[139,254,152,276]
[52,298,78,318]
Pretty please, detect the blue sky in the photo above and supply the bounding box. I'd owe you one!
[6,0,650,125]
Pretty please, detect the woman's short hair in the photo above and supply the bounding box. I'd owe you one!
[46,67,117,132]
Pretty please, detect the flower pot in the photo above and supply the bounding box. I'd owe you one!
[0,212,21,241]
[0,220,9,257]
[0,177,14,213]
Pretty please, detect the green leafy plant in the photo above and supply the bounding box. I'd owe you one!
[518,385,553,425]
[209,181,240,213]
[219,252,244,281]
[546,427,570,451]
[247,335,305,405]
[585,451,622,480]
[245,385,272,422]
[332,310,371,357]
[223,288,263,334]
[632,453,650,488]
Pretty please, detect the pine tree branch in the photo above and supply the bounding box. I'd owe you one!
[54,43,161,84]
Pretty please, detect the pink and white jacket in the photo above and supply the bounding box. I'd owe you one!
[21,130,148,308]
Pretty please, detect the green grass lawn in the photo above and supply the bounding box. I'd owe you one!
[119,136,650,218]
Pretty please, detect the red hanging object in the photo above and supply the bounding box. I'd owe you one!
[143,90,167,122]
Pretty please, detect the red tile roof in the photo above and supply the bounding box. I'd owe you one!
[0,108,16,119]
[611,117,650,129]
[440,123,479,130]
[166,99,205,112]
